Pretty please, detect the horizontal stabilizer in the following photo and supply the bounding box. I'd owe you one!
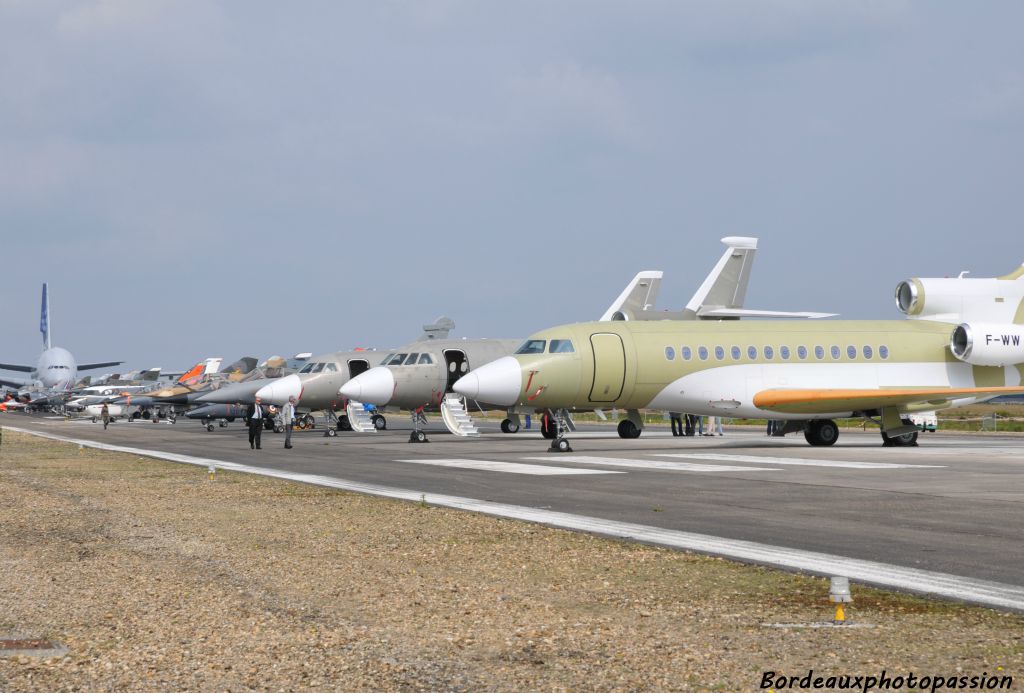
[698,308,837,319]
[79,360,124,371]
[754,386,1024,415]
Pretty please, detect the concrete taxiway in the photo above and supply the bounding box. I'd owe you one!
[5,414,1024,609]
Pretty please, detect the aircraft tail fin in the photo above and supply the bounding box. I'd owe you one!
[40,283,51,350]
[684,236,758,318]
[178,362,206,385]
[420,317,455,340]
[599,272,663,321]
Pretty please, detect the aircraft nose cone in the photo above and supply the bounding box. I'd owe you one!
[255,374,302,405]
[339,367,395,405]
[453,356,522,406]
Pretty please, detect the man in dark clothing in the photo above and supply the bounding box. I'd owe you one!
[245,396,264,450]
[669,412,683,437]
[684,414,697,437]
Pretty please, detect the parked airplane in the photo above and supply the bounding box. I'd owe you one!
[252,318,456,435]
[455,259,1024,450]
[340,237,829,442]
[0,284,122,397]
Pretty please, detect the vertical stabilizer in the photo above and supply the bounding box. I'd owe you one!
[40,283,51,350]
[684,237,758,318]
[599,271,664,321]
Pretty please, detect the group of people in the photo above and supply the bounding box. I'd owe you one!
[668,412,724,437]
[245,395,297,450]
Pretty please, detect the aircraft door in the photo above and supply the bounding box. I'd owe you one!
[589,333,626,402]
[347,359,370,379]
[443,350,468,393]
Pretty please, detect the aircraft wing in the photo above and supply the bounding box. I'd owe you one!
[753,386,1024,415]
[0,362,34,372]
[79,361,124,371]
[0,375,33,389]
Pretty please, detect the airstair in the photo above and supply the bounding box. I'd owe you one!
[345,401,377,433]
[440,394,480,437]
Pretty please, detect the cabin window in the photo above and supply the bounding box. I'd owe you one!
[665,346,675,361]
[764,346,774,360]
[879,345,890,359]
[681,346,693,360]
[797,345,808,360]
[549,339,576,353]
[830,345,841,360]
[515,340,546,355]
[863,345,873,359]
[814,346,825,360]
[698,346,709,361]
[418,353,434,364]
[847,345,857,359]
[714,346,725,360]
[731,346,741,360]
[747,345,757,360]
[780,345,791,360]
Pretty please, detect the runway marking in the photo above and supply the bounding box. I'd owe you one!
[656,453,945,470]
[393,458,623,476]
[5,424,1023,613]
[522,455,777,473]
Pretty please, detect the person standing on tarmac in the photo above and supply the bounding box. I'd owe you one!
[282,396,296,449]
[669,412,683,437]
[245,396,264,450]
[101,403,110,430]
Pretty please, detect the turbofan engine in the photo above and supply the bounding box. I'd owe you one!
[950,323,1024,367]
[895,268,1024,324]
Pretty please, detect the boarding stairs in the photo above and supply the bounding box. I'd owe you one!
[345,401,377,433]
[441,393,480,437]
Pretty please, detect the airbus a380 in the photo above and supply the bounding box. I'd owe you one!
[454,260,1024,451]
[0,284,122,397]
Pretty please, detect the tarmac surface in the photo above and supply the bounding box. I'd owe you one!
[5,413,1024,595]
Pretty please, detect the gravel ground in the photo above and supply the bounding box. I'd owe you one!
[1,429,1021,691]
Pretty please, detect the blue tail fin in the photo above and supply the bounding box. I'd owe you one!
[40,283,50,350]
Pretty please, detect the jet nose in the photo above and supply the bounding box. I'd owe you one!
[339,367,395,405]
[452,356,522,406]
[255,374,302,405]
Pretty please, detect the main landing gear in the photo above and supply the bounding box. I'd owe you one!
[881,421,919,447]
[500,412,521,434]
[804,419,839,447]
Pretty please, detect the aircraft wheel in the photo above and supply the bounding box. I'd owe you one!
[804,419,839,446]
[551,437,573,452]
[274,425,284,433]
[617,419,641,439]
[207,423,215,432]
[372,414,387,431]
[881,428,918,447]
[169,417,176,424]
[500,418,520,434]
[410,430,428,443]
[326,428,337,437]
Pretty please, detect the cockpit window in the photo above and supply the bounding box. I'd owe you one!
[515,340,546,354]
[323,363,338,372]
[548,339,575,353]
[383,353,408,366]
[299,363,316,373]
[312,363,325,373]
[418,353,434,364]
[404,353,420,365]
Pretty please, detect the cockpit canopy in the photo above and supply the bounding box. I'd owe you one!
[514,339,575,355]
[382,352,435,366]
[298,362,339,374]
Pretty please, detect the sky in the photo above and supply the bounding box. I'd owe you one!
[2,1,1023,372]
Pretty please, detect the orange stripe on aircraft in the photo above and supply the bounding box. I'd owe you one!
[753,386,1024,409]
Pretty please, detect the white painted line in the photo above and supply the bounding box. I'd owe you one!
[656,453,945,470]
[522,455,777,473]
[393,458,623,476]
[5,424,1023,612]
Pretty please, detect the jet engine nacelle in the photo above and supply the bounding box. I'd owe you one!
[895,269,1024,323]
[950,323,1024,367]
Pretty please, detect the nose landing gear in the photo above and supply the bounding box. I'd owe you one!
[409,409,429,443]
[546,409,574,453]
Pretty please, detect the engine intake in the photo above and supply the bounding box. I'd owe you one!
[950,323,1024,367]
